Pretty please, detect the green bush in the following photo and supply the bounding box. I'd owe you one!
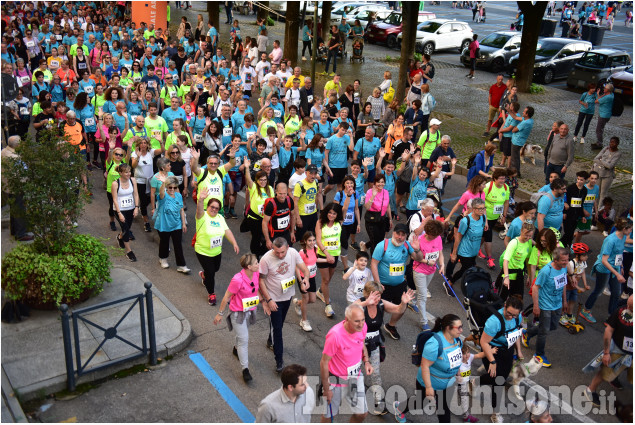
[266,16,275,26]
[398,103,408,115]
[529,83,545,94]
[1,234,111,306]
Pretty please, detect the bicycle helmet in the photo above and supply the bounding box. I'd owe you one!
[548,227,561,241]
[571,242,590,255]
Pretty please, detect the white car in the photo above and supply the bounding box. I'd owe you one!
[396,19,473,55]
[344,5,392,29]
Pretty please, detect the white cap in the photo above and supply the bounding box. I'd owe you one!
[430,118,442,126]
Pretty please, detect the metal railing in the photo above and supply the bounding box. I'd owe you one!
[59,282,157,391]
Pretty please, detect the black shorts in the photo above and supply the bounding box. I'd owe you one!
[396,179,410,195]
[300,275,317,293]
[381,281,407,305]
[500,137,512,157]
[329,167,347,185]
[483,218,499,243]
[317,253,339,269]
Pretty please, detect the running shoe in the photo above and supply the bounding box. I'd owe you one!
[478,249,487,259]
[72,222,78,228]
[585,388,600,407]
[579,309,597,323]
[177,266,191,274]
[521,329,530,348]
[573,136,578,143]
[117,235,125,249]
[602,231,609,237]
[464,414,479,422]
[427,290,432,298]
[229,208,238,219]
[490,413,503,423]
[590,225,598,231]
[580,137,585,144]
[384,324,400,340]
[534,355,551,368]
[393,401,406,423]
[559,315,570,326]
[276,360,284,373]
[126,251,137,262]
[300,320,313,332]
[421,323,431,331]
[407,301,420,313]
[110,221,117,231]
[302,56,307,61]
[144,222,152,232]
[486,257,495,269]
[610,378,624,390]
[482,131,490,137]
[159,258,169,269]
[328,72,335,77]
[293,298,302,316]
[603,287,611,296]
[443,280,453,297]
[351,241,361,251]
[208,293,217,306]
[325,304,335,317]
[242,368,253,383]
[266,339,274,351]
[316,288,326,303]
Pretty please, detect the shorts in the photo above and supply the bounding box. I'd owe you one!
[488,105,499,122]
[329,167,347,185]
[565,288,578,303]
[396,179,410,196]
[470,58,476,71]
[381,281,407,305]
[317,253,339,269]
[366,168,376,184]
[324,375,367,417]
[500,137,512,157]
[316,173,325,184]
[576,217,591,232]
[483,218,499,243]
[300,275,317,293]
[228,171,244,192]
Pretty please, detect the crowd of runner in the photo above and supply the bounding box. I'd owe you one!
[1,1,632,423]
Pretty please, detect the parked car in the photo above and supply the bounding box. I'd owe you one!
[329,2,375,22]
[366,10,437,48]
[566,49,632,90]
[460,31,521,72]
[396,19,472,54]
[268,1,315,17]
[507,38,592,84]
[343,5,392,30]
[607,65,633,103]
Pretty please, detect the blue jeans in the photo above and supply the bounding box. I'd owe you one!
[268,299,291,364]
[325,49,338,73]
[545,162,565,184]
[585,271,621,316]
[526,308,560,356]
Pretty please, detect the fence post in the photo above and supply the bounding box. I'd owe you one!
[59,304,76,391]
[144,282,157,365]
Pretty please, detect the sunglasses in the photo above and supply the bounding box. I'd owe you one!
[167,186,178,189]
[114,153,123,157]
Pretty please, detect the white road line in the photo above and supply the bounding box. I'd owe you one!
[520,378,597,423]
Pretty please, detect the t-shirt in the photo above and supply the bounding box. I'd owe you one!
[582,184,599,215]
[594,233,627,274]
[458,190,485,214]
[537,192,565,230]
[365,189,389,216]
[413,234,442,275]
[299,248,318,279]
[354,137,381,170]
[228,270,261,312]
[511,118,534,147]
[345,268,373,303]
[323,321,367,378]
[259,247,304,302]
[293,178,319,216]
[483,308,523,348]
[506,216,527,241]
[489,83,507,108]
[372,239,414,286]
[417,130,441,159]
[500,238,532,280]
[457,215,485,258]
[334,191,358,225]
[406,178,429,211]
[324,80,342,95]
[457,353,474,384]
[155,192,183,232]
[144,116,169,149]
[418,332,462,390]
[484,182,509,220]
[606,306,633,354]
[325,133,350,169]
[535,263,567,311]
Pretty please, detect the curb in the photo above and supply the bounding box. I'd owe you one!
[2,367,27,422]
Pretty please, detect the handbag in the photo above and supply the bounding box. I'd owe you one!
[383,82,395,103]
[364,190,385,223]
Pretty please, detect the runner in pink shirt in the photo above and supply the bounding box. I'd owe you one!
[412,220,445,330]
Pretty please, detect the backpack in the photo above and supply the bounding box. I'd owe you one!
[428,94,437,111]
[420,130,440,153]
[611,95,624,117]
[490,307,522,341]
[529,191,555,209]
[467,151,482,170]
[263,196,292,237]
[485,181,508,196]
[406,211,423,232]
[411,332,462,366]
[427,62,435,79]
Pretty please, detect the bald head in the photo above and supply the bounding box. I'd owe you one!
[7,135,20,148]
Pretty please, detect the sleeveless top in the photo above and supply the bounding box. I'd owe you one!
[115,179,135,211]
[362,298,385,351]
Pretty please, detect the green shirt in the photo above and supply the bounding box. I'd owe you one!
[91,94,106,111]
[105,160,124,193]
[165,131,192,150]
[484,182,509,220]
[160,85,183,107]
[500,238,532,280]
[69,44,89,57]
[144,116,169,149]
[417,130,441,160]
[195,212,228,257]
[317,222,342,257]
[195,167,228,208]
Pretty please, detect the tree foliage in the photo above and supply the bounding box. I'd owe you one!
[516,1,548,92]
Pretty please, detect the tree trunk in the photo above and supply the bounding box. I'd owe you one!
[397,1,419,103]
[516,1,548,92]
[321,1,332,40]
[283,2,301,64]
[207,2,220,30]
[257,1,270,22]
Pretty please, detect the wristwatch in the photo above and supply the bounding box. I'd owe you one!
[490,360,497,365]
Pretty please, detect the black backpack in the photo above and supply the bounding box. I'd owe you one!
[490,307,522,341]
[427,62,436,79]
[612,95,624,117]
[411,332,462,366]
[467,151,481,170]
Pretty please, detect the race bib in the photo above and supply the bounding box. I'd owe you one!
[389,263,405,277]
[345,212,355,222]
[242,295,259,312]
[222,127,232,137]
[194,134,203,143]
[274,109,282,118]
[506,328,522,348]
[245,131,255,140]
[50,60,59,68]
[308,264,317,278]
[56,34,63,40]
[281,276,295,293]
[20,76,30,84]
[615,254,623,266]
[307,95,313,103]
[365,330,379,341]
[168,91,177,99]
[584,194,596,204]
[347,361,362,377]
[570,197,582,207]
[133,76,141,82]
[554,273,567,290]
[210,235,223,249]
[493,204,504,215]
[152,129,162,140]
[277,215,289,229]
[176,175,184,185]
[447,347,462,369]
[208,185,222,197]
[119,197,134,209]
[26,40,35,48]
[84,117,96,127]
[78,62,87,69]
[304,203,316,214]
[84,85,94,94]
[460,370,471,378]
[623,337,633,353]
[324,237,339,251]
[425,251,439,262]
[19,107,28,115]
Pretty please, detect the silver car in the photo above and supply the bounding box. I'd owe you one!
[460,31,521,73]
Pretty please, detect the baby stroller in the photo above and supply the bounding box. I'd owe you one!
[350,36,365,63]
[317,37,328,62]
[460,266,503,347]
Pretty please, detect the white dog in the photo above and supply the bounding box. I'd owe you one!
[509,356,543,400]
[520,144,544,165]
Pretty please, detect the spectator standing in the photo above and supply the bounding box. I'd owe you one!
[1,136,33,241]
[510,106,535,178]
[573,83,597,144]
[592,136,622,206]
[466,34,479,79]
[591,84,614,150]
[484,74,507,136]
[545,123,574,183]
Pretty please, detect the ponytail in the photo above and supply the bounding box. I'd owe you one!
[431,314,460,333]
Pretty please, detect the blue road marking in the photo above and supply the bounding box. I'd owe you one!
[189,352,255,423]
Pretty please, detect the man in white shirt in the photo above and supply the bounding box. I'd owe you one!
[285,78,302,112]
[239,57,257,98]
[276,61,292,98]
[255,53,271,89]
[262,63,279,87]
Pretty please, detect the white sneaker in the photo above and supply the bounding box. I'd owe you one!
[621,292,629,299]
[427,290,432,298]
[573,136,578,143]
[293,298,302,316]
[72,222,79,228]
[591,225,598,231]
[159,258,169,269]
[316,288,326,303]
[359,241,367,252]
[580,137,585,144]
[300,319,313,331]
[302,56,307,61]
[603,287,611,296]
[176,266,191,274]
[490,413,503,423]
[325,304,335,317]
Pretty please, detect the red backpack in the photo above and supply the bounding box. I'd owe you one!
[263,196,292,238]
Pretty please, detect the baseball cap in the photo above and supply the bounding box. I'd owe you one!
[430,118,442,126]
[394,223,409,234]
[306,164,318,173]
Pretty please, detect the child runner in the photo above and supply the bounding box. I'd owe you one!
[560,243,590,325]
[343,251,373,304]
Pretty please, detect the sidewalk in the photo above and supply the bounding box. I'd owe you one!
[1,266,192,403]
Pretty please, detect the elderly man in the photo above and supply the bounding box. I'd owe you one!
[105,56,122,80]
[61,110,87,153]
[545,123,574,183]
[1,136,33,241]
[285,67,305,89]
[427,134,456,194]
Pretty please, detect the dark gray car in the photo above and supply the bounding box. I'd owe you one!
[460,31,521,73]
